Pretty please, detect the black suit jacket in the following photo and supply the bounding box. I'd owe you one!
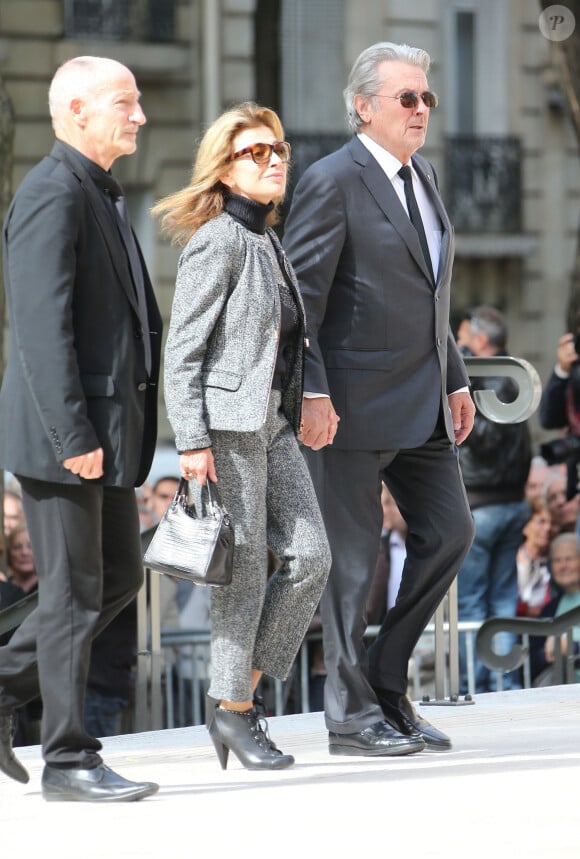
[0,141,162,486]
[283,136,469,450]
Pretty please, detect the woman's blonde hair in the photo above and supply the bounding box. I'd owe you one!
[152,102,286,245]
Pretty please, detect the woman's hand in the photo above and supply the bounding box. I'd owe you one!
[179,448,217,485]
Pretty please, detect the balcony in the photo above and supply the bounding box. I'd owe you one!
[445,135,522,233]
[64,0,175,42]
[444,135,535,257]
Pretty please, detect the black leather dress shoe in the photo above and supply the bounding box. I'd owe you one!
[0,713,29,784]
[41,763,159,802]
[374,688,452,750]
[328,720,425,757]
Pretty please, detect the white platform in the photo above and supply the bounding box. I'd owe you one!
[2,685,580,858]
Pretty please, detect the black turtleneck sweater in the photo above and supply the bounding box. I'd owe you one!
[224,193,299,392]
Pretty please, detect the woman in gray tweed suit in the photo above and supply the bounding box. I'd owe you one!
[153,103,331,770]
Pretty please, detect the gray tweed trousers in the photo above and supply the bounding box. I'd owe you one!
[206,391,331,702]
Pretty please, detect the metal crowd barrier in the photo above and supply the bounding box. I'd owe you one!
[134,571,164,732]
[133,568,463,729]
[147,607,574,729]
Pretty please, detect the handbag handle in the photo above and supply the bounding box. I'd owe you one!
[175,478,228,519]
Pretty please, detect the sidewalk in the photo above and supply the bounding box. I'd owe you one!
[2,684,580,858]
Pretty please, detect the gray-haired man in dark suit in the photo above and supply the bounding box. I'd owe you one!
[284,42,475,756]
[0,57,162,800]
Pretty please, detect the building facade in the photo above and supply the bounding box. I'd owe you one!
[0,0,578,444]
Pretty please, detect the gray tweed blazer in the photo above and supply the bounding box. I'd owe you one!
[164,212,306,452]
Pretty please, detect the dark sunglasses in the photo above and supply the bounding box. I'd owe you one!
[375,90,438,109]
[230,140,291,165]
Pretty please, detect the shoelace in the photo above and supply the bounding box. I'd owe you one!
[248,711,282,755]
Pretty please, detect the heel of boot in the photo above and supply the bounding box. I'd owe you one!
[208,722,230,770]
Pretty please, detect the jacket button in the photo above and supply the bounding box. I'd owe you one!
[137,382,147,392]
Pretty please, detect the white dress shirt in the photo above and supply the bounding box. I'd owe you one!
[358,132,442,281]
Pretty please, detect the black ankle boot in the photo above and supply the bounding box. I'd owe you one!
[208,707,295,771]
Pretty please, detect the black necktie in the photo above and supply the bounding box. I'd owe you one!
[113,193,152,377]
[398,164,435,284]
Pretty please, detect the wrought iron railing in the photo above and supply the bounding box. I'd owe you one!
[64,0,175,42]
[445,135,522,233]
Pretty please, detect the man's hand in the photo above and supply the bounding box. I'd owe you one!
[63,448,104,480]
[298,396,340,450]
[448,391,475,445]
[179,448,217,485]
[556,333,578,375]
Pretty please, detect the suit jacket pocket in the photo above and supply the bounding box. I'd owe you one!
[80,373,115,397]
[202,368,242,391]
[325,348,393,371]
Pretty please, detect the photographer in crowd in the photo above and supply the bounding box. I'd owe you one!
[539,330,580,516]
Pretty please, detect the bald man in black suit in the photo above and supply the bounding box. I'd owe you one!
[0,56,162,801]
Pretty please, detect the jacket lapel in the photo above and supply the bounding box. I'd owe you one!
[267,228,307,326]
[50,143,141,317]
[81,178,141,316]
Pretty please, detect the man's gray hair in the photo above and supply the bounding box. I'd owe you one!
[549,531,580,558]
[467,305,508,351]
[343,42,431,134]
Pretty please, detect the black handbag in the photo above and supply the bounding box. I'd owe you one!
[143,478,234,586]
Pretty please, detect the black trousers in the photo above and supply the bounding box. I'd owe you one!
[305,425,474,733]
[0,479,143,767]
